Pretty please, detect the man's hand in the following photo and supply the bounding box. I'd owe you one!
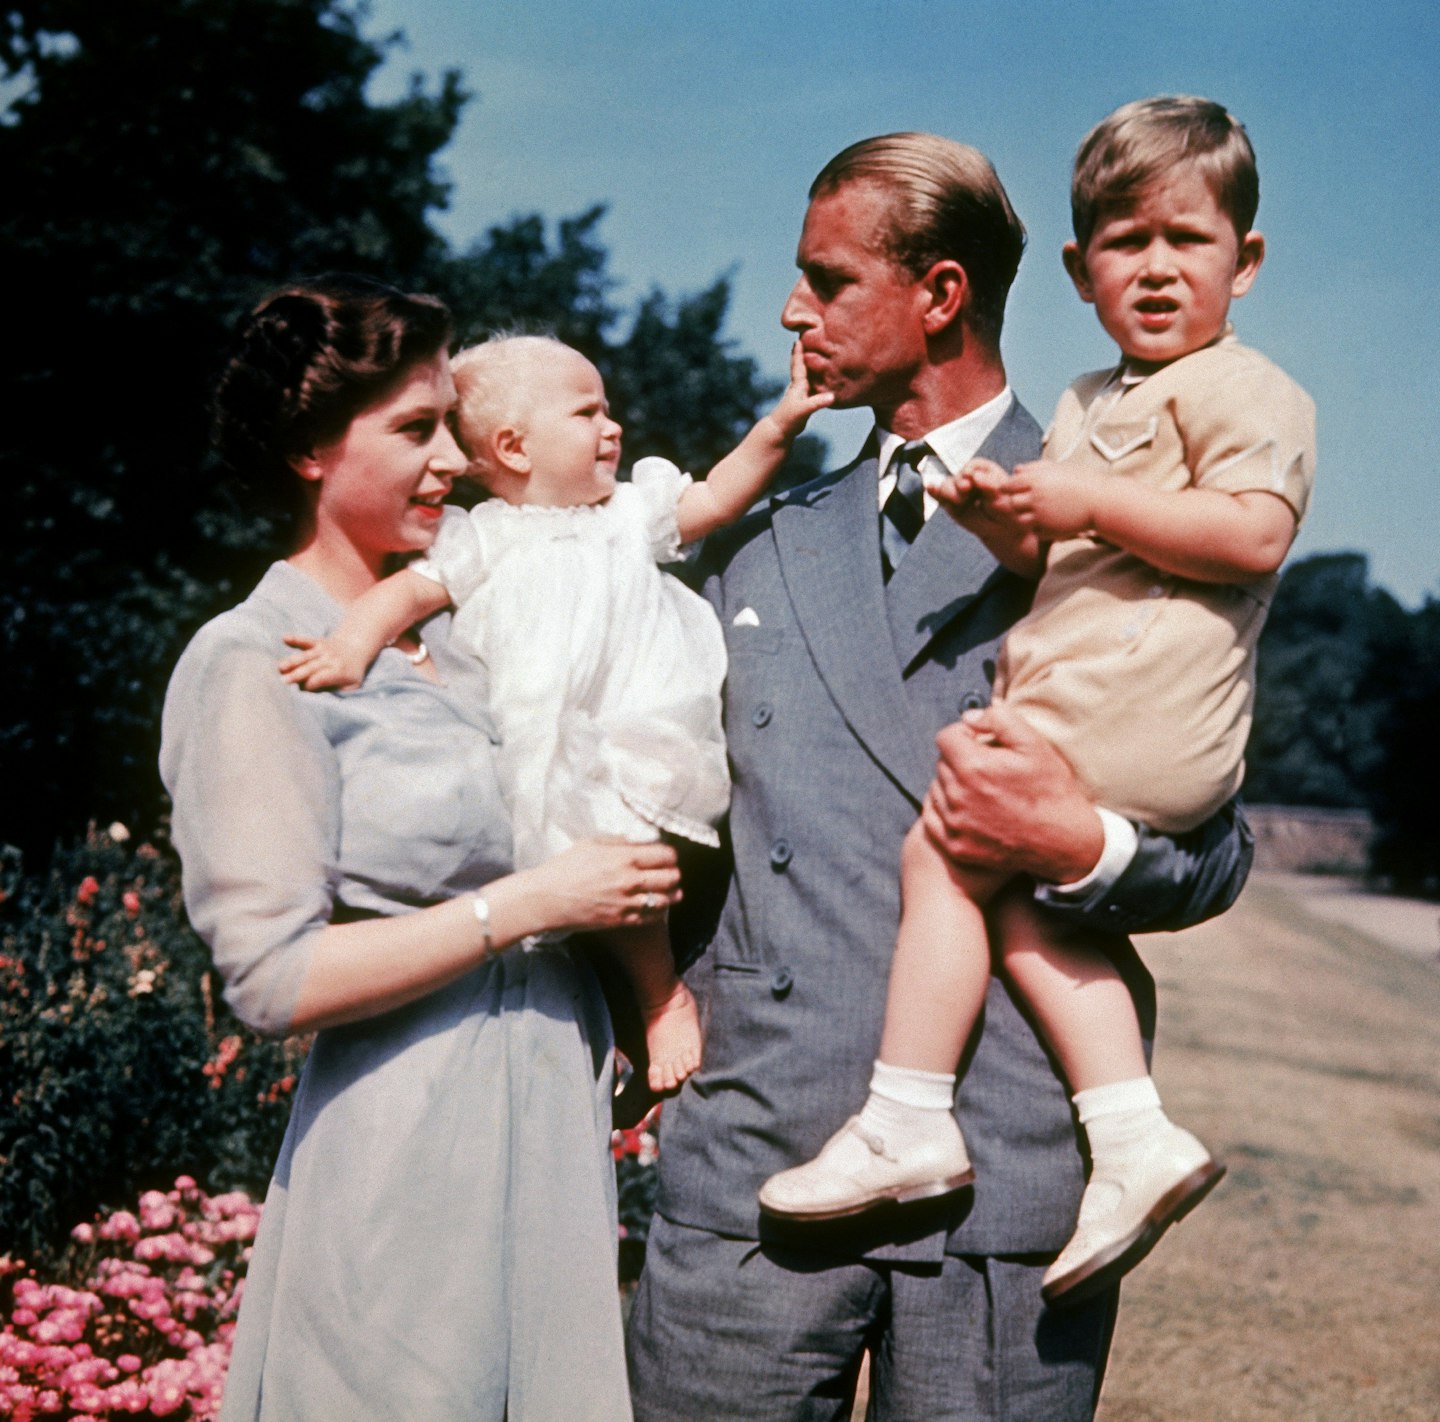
[921,704,1104,884]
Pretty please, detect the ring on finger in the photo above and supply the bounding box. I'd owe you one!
[642,892,658,913]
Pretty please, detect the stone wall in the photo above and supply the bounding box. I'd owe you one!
[1246,804,1374,874]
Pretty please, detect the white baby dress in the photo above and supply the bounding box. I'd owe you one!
[412,457,730,869]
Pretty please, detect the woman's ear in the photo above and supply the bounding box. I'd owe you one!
[289,450,325,482]
[1062,242,1094,303]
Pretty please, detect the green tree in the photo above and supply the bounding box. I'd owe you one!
[1367,595,1440,894]
[1247,553,1413,808]
[1,0,465,855]
[2,3,804,861]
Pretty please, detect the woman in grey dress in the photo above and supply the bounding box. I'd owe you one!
[160,276,678,1421]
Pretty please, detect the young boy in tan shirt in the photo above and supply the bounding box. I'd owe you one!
[762,96,1315,1307]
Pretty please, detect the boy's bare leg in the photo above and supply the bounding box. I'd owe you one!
[990,889,1224,1306]
[877,820,1009,1070]
[989,886,1147,1088]
[602,921,701,1094]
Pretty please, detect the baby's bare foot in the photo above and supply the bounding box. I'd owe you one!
[643,982,702,1094]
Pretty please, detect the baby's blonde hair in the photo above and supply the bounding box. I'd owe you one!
[450,333,574,477]
[1071,96,1259,246]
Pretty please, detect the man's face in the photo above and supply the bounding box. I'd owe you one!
[781,182,931,415]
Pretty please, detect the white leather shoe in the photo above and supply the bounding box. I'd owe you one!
[758,1116,975,1222]
[1042,1124,1225,1307]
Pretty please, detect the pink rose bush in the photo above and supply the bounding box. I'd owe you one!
[0,1178,261,1419]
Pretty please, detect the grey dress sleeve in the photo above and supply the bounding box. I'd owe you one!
[160,621,339,1037]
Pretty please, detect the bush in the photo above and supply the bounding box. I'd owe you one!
[0,1175,258,1420]
[0,828,305,1270]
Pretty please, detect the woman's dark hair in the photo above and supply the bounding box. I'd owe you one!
[211,274,453,526]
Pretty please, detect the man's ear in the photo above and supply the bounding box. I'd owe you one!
[1231,231,1265,298]
[921,260,968,336]
[491,426,530,476]
[1062,242,1094,303]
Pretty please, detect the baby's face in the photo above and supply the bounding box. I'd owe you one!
[517,347,623,507]
[1067,167,1263,367]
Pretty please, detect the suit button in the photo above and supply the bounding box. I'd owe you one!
[752,703,773,727]
[770,967,794,998]
[959,692,985,713]
[769,838,793,869]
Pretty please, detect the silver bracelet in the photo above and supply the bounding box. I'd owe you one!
[470,892,493,954]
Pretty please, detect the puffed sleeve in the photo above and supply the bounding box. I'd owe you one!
[625,456,693,562]
[409,505,490,605]
[1179,349,1316,521]
[159,622,339,1037]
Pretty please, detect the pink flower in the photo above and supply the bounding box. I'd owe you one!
[69,1223,95,1245]
[76,877,100,906]
[173,1175,197,1192]
[137,1192,178,1233]
[97,1211,140,1243]
[121,890,141,917]
[114,1354,141,1374]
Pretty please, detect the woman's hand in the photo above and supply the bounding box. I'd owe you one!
[517,838,682,936]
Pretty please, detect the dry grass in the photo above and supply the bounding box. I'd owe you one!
[848,875,1440,1420]
[1097,874,1440,1421]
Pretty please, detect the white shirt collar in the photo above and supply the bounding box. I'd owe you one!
[876,386,1014,515]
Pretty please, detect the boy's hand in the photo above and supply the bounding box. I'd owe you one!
[766,341,835,440]
[992,460,1105,539]
[278,634,370,692]
[924,457,1043,578]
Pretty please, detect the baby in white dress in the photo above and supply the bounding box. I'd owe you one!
[281,335,829,1097]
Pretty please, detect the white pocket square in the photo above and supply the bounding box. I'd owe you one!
[732,607,761,627]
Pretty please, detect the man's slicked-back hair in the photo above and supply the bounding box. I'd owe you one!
[810,132,1026,348]
[1071,96,1259,246]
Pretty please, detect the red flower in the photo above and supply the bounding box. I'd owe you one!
[76,877,100,907]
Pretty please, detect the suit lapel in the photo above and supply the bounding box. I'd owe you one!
[885,401,1041,671]
[771,453,936,804]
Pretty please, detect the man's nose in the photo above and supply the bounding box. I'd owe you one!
[781,279,814,331]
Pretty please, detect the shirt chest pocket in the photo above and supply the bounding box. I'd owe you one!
[1090,417,1158,463]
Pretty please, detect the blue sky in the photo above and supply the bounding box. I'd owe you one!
[370,0,1439,606]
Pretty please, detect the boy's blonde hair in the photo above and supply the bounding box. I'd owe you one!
[810,132,1026,348]
[1071,96,1259,246]
[450,333,573,476]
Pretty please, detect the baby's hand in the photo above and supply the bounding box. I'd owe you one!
[768,341,835,438]
[278,634,371,692]
[997,461,1102,539]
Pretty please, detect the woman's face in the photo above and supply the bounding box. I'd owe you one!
[299,352,465,571]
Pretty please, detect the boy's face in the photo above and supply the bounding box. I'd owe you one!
[514,347,623,507]
[1063,168,1264,367]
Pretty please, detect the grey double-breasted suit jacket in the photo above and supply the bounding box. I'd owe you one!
[658,399,1252,1260]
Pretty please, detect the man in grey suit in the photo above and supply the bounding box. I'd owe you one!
[626,133,1250,1421]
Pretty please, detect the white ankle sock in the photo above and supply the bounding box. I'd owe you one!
[857,1060,957,1149]
[1073,1077,1169,1166]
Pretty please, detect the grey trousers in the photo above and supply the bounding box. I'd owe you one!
[627,1216,1117,1422]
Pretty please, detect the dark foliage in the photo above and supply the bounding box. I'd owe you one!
[1247,553,1414,808]
[0,827,305,1268]
[1,1,802,863]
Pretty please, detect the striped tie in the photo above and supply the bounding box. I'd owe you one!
[880,441,927,582]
